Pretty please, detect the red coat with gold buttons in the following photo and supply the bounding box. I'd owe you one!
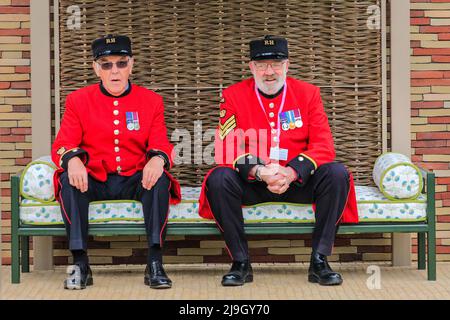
[51,83,181,203]
[199,77,358,223]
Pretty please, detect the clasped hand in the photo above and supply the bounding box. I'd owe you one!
[257,163,297,194]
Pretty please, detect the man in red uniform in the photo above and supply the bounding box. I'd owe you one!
[52,35,181,290]
[199,35,358,286]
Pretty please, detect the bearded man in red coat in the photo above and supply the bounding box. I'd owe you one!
[52,35,181,290]
[199,35,358,287]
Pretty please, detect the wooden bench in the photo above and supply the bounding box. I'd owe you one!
[10,166,436,284]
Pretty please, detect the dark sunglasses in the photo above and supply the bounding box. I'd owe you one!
[96,58,130,71]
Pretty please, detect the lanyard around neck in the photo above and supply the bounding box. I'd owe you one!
[254,81,288,147]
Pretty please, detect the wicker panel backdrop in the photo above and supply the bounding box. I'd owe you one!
[59,0,382,186]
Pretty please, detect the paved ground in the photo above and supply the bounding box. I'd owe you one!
[1,262,450,300]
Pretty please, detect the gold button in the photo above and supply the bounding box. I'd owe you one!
[271,129,277,134]
[117,166,122,172]
[269,103,275,108]
[114,139,119,145]
[298,156,304,161]
[116,156,121,162]
[270,122,275,127]
[113,110,119,116]
[273,137,278,142]
[114,130,119,135]
[311,170,315,175]
[269,112,274,118]
[115,147,120,152]
[113,101,119,106]
[114,120,119,125]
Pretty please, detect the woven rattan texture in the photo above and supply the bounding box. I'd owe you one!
[59,0,382,186]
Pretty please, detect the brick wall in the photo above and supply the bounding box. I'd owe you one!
[0,0,31,265]
[1,0,449,265]
[411,0,450,261]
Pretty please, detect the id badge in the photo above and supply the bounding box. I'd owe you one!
[270,147,288,161]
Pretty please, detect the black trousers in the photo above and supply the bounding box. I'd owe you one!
[205,162,350,262]
[58,171,170,251]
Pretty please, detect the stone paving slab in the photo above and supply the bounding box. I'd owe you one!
[1,262,450,300]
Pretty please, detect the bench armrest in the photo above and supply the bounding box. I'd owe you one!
[417,165,435,226]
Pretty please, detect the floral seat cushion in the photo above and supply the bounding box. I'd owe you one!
[20,186,427,225]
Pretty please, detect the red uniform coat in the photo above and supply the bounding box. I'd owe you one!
[52,83,181,204]
[199,77,358,223]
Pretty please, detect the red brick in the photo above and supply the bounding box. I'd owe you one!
[438,33,450,41]
[22,36,30,44]
[429,117,450,124]
[411,71,443,79]
[412,140,447,147]
[414,48,450,56]
[0,7,29,13]
[0,135,25,143]
[15,66,30,73]
[411,18,430,25]
[438,178,450,184]
[1,174,11,181]
[444,71,450,78]
[416,162,449,170]
[421,26,450,33]
[411,10,424,18]
[1,189,11,197]
[411,40,421,48]
[412,101,444,108]
[415,146,448,155]
[11,128,31,135]
[0,82,10,89]
[411,155,423,162]
[443,200,450,207]
[0,128,11,135]
[412,79,450,86]
[0,29,29,36]
[416,132,450,140]
[432,55,450,63]
[436,192,450,200]
[10,81,30,89]
[437,246,450,254]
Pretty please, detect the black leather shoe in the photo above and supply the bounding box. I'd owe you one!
[64,263,93,290]
[308,252,343,286]
[221,260,253,286]
[144,260,172,289]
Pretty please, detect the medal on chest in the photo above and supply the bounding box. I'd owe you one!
[280,109,303,131]
[126,111,140,131]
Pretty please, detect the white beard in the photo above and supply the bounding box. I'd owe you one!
[254,74,287,95]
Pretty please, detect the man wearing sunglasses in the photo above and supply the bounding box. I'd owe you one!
[199,35,359,287]
[52,34,181,290]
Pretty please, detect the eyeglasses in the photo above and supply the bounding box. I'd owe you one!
[96,58,130,71]
[253,60,287,71]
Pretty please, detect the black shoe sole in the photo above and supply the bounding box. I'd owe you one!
[308,274,343,286]
[64,277,93,290]
[221,274,254,287]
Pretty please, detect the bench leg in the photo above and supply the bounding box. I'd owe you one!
[427,228,437,281]
[11,228,20,284]
[417,232,426,270]
[21,236,30,273]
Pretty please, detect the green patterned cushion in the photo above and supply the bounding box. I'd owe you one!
[20,156,56,203]
[20,186,427,225]
[373,152,423,200]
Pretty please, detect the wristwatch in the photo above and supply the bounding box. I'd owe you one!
[254,165,263,181]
